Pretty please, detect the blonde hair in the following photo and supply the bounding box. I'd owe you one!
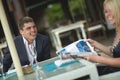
[104,0,120,27]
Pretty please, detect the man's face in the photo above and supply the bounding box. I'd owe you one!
[20,22,37,42]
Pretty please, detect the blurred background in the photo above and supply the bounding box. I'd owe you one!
[0,0,115,57]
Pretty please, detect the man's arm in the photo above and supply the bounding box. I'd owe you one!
[43,37,51,60]
[3,47,13,73]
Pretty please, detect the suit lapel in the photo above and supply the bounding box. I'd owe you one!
[15,36,30,64]
[36,36,42,54]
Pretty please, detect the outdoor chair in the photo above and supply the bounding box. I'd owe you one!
[84,20,107,40]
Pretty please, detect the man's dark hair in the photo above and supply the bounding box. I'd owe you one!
[18,16,34,30]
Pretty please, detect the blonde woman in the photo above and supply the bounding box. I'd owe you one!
[80,0,120,75]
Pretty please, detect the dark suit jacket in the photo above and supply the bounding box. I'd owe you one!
[3,34,51,72]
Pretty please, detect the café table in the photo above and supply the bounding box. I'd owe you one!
[0,57,99,80]
[49,21,87,51]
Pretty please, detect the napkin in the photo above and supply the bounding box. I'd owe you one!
[54,59,75,67]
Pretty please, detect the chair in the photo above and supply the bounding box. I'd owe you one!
[49,21,86,50]
[49,19,74,49]
[0,42,15,70]
[84,20,107,40]
[0,42,7,55]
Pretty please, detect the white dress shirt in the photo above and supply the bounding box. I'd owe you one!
[23,37,36,65]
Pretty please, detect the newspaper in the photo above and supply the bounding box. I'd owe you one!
[55,39,97,67]
[56,39,97,56]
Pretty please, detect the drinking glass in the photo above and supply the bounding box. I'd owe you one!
[0,52,6,80]
[35,67,46,80]
[33,47,39,68]
[33,47,46,80]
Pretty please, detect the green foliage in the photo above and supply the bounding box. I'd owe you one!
[69,0,87,18]
[45,3,65,25]
[45,0,87,25]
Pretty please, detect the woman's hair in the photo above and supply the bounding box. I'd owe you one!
[18,16,34,30]
[104,0,120,27]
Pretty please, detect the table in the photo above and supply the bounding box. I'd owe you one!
[49,21,87,51]
[2,57,99,80]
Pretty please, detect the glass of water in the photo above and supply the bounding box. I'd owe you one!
[35,67,46,80]
[31,47,39,68]
[0,51,6,80]
[32,47,46,80]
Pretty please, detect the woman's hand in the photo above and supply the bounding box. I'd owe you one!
[85,39,97,47]
[85,38,104,50]
[79,53,99,62]
[85,39,111,55]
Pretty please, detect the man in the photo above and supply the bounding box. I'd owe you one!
[3,16,51,72]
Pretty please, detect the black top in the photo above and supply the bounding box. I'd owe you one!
[97,39,120,75]
[112,39,120,57]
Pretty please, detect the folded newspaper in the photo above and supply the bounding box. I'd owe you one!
[54,39,97,67]
[56,39,97,55]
